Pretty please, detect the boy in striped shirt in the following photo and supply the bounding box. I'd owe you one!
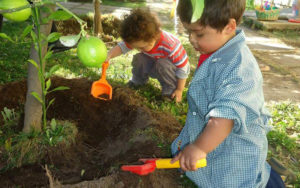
[106,8,190,102]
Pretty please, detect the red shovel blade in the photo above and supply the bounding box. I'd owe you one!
[288,19,300,23]
[121,162,156,176]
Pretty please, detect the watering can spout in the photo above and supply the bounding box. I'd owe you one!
[91,61,112,100]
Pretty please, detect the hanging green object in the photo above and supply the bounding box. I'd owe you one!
[191,0,205,23]
[0,0,31,22]
[77,36,107,68]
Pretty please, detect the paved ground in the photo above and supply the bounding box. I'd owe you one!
[60,1,300,103]
[242,26,300,102]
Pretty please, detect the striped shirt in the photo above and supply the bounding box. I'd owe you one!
[118,30,190,79]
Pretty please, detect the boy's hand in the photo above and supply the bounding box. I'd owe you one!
[105,56,111,63]
[171,89,183,102]
[171,143,207,171]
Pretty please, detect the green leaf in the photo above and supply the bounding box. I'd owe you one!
[43,50,53,61]
[41,33,48,41]
[46,98,55,111]
[5,139,11,151]
[191,0,205,23]
[81,169,85,177]
[0,33,14,43]
[46,79,51,91]
[49,86,70,93]
[59,34,81,47]
[47,65,60,78]
[46,129,50,138]
[31,30,38,42]
[20,25,33,41]
[31,92,43,103]
[38,65,44,76]
[40,6,52,14]
[41,17,50,24]
[50,118,57,131]
[1,111,6,122]
[48,10,72,21]
[28,59,39,69]
[47,32,61,43]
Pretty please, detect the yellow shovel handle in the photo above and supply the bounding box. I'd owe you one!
[156,158,207,169]
[170,1,176,18]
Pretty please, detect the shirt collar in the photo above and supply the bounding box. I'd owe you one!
[192,29,246,81]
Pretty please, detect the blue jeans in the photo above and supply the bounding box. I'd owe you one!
[131,53,177,96]
[266,168,285,188]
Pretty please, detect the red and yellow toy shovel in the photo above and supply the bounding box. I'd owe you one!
[121,158,207,176]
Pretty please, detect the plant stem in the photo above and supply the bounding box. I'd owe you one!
[33,6,47,130]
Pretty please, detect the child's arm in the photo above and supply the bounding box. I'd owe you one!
[171,78,187,102]
[171,117,234,171]
[106,45,123,62]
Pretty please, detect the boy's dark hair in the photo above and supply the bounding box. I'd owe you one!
[177,0,246,31]
[120,8,161,43]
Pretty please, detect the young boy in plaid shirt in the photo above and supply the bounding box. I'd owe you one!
[171,0,285,187]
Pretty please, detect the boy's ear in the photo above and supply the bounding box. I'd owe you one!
[224,19,236,35]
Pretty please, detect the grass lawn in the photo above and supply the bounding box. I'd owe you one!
[102,0,146,8]
[0,21,31,84]
[1,17,300,187]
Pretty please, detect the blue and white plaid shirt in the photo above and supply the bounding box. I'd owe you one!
[171,30,271,188]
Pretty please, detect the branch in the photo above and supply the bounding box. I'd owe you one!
[0,0,65,14]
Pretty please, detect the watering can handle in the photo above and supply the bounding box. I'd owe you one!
[101,61,109,80]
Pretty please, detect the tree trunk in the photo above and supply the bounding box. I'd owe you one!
[298,0,300,19]
[23,5,55,133]
[94,0,103,36]
[0,14,3,31]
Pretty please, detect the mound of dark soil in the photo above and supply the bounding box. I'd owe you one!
[0,77,182,187]
[54,14,121,42]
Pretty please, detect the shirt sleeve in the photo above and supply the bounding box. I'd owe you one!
[117,41,132,54]
[204,57,267,134]
[169,43,190,79]
[175,62,190,79]
[168,43,189,67]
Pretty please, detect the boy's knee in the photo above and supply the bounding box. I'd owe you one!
[155,59,176,73]
[132,53,145,66]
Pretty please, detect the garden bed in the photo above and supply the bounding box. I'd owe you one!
[53,14,121,43]
[0,77,182,187]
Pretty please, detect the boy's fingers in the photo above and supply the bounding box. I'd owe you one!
[180,156,187,171]
[171,153,181,163]
[188,158,196,171]
[171,93,175,99]
[190,159,198,171]
[185,158,191,171]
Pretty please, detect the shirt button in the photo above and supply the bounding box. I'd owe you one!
[192,112,197,116]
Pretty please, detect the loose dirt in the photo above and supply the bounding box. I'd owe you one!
[0,77,182,187]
